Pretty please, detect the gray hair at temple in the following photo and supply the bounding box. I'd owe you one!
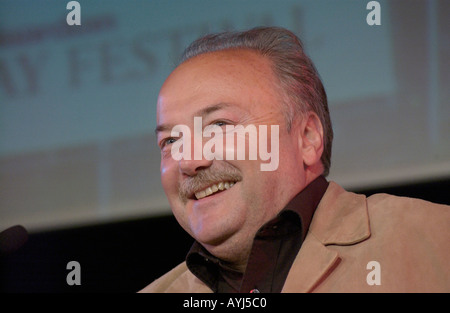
[180,26,333,177]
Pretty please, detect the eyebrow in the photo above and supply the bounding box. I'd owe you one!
[195,102,231,117]
[154,102,231,135]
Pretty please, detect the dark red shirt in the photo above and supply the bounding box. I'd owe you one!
[186,176,329,293]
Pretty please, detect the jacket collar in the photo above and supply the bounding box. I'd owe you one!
[282,181,371,292]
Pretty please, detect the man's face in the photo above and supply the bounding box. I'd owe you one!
[156,50,306,263]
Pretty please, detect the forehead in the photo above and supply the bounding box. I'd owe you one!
[156,49,282,122]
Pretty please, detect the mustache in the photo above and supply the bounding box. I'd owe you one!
[178,164,243,202]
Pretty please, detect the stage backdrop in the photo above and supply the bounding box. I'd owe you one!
[1,0,449,232]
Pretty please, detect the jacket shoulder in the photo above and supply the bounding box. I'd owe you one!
[139,262,189,293]
[366,192,450,235]
[366,193,450,290]
[367,192,449,220]
[310,189,450,292]
[139,262,212,293]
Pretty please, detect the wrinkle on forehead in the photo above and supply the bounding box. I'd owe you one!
[161,49,277,96]
[156,49,286,127]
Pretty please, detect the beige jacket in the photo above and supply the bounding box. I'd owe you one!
[140,182,450,293]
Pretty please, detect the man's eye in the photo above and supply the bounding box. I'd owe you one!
[212,120,228,127]
[160,137,177,148]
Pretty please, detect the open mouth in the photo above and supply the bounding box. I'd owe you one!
[194,181,236,200]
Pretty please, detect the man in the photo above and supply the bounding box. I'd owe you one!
[141,27,449,293]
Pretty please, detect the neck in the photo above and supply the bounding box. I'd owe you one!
[202,231,255,273]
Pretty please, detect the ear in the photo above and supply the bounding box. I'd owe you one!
[299,112,324,168]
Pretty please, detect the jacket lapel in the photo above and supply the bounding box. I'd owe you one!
[281,233,340,292]
[166,268,213,293]
[282,181,371,292]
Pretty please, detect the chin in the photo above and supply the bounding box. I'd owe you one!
[191,217,242,249]
[192,225,229,246]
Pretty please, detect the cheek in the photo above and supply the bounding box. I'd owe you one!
[160,159,179,198]
[161,159,192,231]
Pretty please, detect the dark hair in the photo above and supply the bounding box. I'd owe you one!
[180,26,333,176]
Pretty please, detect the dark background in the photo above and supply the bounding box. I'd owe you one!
[1,177,449,293]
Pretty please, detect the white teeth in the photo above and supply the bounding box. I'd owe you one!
[195,181,236,200]
[196,190,206,199]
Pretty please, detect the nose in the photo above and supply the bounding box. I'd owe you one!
[177,124,215,176]
[179,157,213,176]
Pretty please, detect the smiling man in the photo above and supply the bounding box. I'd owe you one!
[141,27,449,293]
